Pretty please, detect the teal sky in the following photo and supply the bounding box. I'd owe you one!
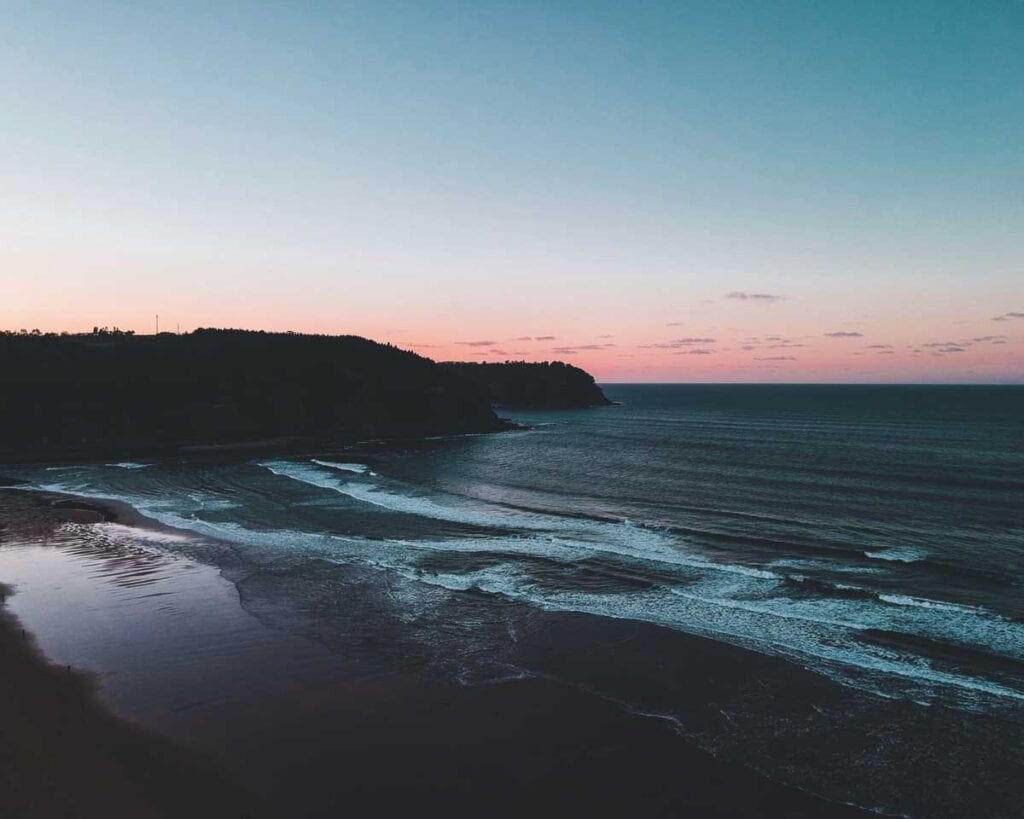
[2,1,1022,381]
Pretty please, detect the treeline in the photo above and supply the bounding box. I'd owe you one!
[441,361,612,409]
[0,329,507,458]
[1,327,135,337]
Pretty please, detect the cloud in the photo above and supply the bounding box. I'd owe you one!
[824,331,863,338]
[767,342,804,348]
[938,345,966,353]
[922,341,966,348]
[639,337,716,349]
[551,347,578,354]
[573,343,614,350]
[673,348,715,355]
[866,344,892,349]
[489,349,509,355]
[992,312,1024,322]
[725,291,782,302]
[971,335,1007,342]
[754,356,797,361]
[457,340,497,347]
[596,334,614,339]
[666,322,685,327]
[741,345,758,351]
[535,335,557,341]
[877,350,895,355]
[515,336,534,341]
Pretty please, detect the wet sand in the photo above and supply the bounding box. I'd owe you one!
[0,489,872,818]
[0,587,257,818]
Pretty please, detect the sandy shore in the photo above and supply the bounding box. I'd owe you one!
[0,592,257,818]
[0,489,872,818]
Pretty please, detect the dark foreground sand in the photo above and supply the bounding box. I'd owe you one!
[0,587,257,818]
[0,489,872,818]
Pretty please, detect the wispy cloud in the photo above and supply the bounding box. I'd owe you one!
[457,340,497,347]
[971,335,1007,342]
[535,335,557,341]
[673,348,715,355]
[824,331,863,338]
[725,291,782,302]
[639,337,716,349]
[866,344,892,349]
[754,355,797,361]
[992,312,1024,322]
[551,347,578,355]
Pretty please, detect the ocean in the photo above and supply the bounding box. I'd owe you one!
[15,384,1024,816]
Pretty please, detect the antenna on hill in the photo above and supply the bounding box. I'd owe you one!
[155,314,159,335]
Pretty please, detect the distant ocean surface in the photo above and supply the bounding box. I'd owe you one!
[21,384,1024,816]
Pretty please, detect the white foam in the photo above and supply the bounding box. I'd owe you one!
[865,547,928,563]
[107,462,151,470]
[310,459,373,475]
[258,460,784,581]
[879,594,988,616]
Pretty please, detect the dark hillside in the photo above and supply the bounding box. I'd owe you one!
[442,361,612,410]
[0,329,506,459]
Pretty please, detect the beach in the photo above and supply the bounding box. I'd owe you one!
[0,493,257,818]
[0,487,873,818]
[2,385,1022,817]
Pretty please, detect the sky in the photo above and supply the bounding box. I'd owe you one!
[2,1,1022,382]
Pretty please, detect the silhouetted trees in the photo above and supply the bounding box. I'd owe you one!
[0,329,613,458]
[0,329,506,457]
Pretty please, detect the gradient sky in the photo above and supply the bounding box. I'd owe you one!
[2,1,1022,382]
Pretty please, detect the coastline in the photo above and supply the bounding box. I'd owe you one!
[0,487,875,818]
[0,423,518,468]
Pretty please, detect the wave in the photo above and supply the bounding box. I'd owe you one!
[26,463,1024,711]
[879,594,989,616]
[88,521,196,545]
[310,459,374,475]
[258,460,789,582]
[864,547,928,563]
[106,462,151,470]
